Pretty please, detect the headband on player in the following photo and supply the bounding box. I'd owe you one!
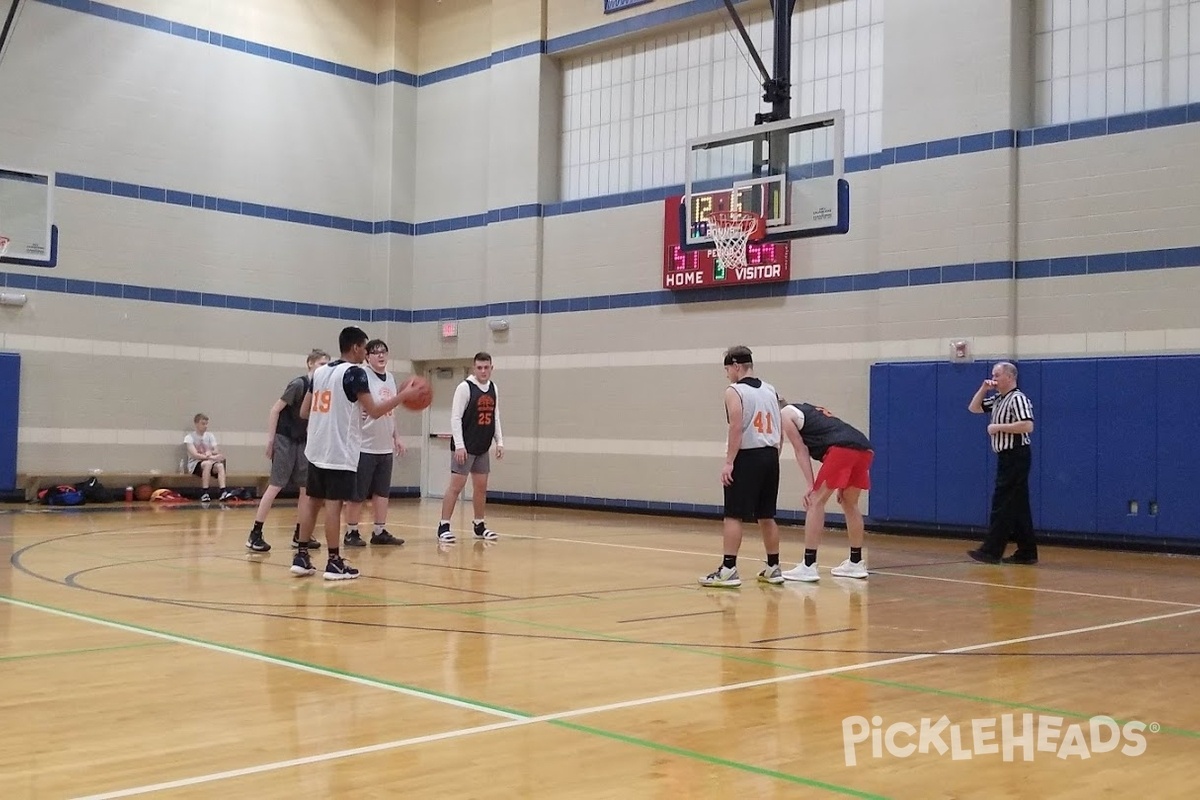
[723,350,753,366]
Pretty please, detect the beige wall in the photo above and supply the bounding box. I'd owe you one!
[5,0,1200,514]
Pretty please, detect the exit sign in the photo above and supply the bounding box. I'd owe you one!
[440,320,458,340]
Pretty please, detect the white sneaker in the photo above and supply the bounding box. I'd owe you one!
[782,562,820,582]
[830,558,868,579]
[757,564,784,585]
[699,565,741,587]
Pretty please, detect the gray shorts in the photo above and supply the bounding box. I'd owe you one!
[269,435,307,489]
[450,450,490,475]
[355,452,393,501]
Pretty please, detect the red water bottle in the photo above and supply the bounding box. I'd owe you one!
[125,486,134,502]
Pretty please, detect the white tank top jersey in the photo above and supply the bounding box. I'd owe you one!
[359,370,397,455]
[304,361,363,471]
[732,379,782,450]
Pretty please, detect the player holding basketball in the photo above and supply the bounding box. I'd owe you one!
[292,327,423,580]
[700,346,784,588]
[436,352,503,544]
[779,400,873,582]
[342,339,407,548]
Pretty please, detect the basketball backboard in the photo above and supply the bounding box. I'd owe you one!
[662,111,850,291]
[680,110,850,248]
[0,166,58,267]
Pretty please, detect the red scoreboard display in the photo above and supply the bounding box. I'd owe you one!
[662,193,790,291]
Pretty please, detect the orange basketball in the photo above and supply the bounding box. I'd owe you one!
[401,376,433,411]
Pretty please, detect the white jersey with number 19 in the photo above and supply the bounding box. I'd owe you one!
[305,361,363,471]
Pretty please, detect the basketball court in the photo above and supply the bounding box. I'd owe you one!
[3,501,1199,798]
[3,0,1200,796]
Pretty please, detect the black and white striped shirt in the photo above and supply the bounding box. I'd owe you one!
[981,389,1034,453]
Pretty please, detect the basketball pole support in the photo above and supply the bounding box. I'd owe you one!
[719,0,797,181]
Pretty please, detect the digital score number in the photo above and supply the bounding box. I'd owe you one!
[662,193,790,291]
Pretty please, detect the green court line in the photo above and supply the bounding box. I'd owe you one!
[0,641,169,662]
[24,544,1200,741]
[551,719,889,799]
[0,593,883,799]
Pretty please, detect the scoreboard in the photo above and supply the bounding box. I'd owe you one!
[662,192,790,291]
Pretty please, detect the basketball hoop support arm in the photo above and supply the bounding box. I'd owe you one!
[721,0,796,175]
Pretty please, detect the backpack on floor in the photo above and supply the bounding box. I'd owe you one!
[74,477,115,503]
[38,485,85,506]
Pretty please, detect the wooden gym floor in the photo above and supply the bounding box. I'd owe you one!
[1,500,1198,799]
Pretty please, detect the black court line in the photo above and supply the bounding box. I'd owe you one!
[411,561,489,573]
[751,627,856,644]
[618,609,728,624]
[871,559,973,570]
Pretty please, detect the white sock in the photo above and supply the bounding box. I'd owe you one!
[373,523,385,535]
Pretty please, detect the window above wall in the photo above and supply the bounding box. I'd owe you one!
[559,0,884,202]
[1034,0,1200,125]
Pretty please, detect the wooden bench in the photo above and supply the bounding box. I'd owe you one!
[19,472,271,502]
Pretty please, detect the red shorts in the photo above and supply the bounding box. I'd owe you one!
[814,447,873,491]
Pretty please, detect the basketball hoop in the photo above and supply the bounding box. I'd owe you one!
[707,210,763,270]
[0,236,9,258]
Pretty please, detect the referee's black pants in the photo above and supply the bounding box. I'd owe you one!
[980,445,1037,558]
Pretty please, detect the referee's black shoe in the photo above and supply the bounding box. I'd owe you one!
[967,549,1001,564]
[1002,553,1038,565]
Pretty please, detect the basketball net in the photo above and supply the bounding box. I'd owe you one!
[707,210,763,271]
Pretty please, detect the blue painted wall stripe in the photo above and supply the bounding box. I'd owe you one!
[4,246,1199,322]
[46,101,1200,240]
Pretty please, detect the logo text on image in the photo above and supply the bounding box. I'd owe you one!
[841,714,1152,766]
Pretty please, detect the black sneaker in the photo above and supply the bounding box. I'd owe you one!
[324,556,359,581]
[343,530,366,547]
[437,522,455,544]
[292,533,320,550]
[246,530,271,553]
[473,521,498,541]
[290,549,316,576]
[1002,553,1038,565]
[370,529,404,545]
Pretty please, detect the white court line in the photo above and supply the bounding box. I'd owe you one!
[869,569,1200,609]
[262,520,1200,609]
[73,719,534,800]
[495,531,1200,609]
[70,602,1200,798]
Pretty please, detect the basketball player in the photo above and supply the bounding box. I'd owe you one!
[342,339,406,548]
[245,348,329,553]
[436,352,503,544]
[778,400,874,582]
[700,346,784,588]
[292,327,422,580]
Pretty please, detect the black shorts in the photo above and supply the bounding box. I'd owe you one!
[192,460,225,476]
[723,447,780,522]
[354,452,393,501]
[306,464,358,501]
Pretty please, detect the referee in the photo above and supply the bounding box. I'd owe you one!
[967,361,1038,565]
